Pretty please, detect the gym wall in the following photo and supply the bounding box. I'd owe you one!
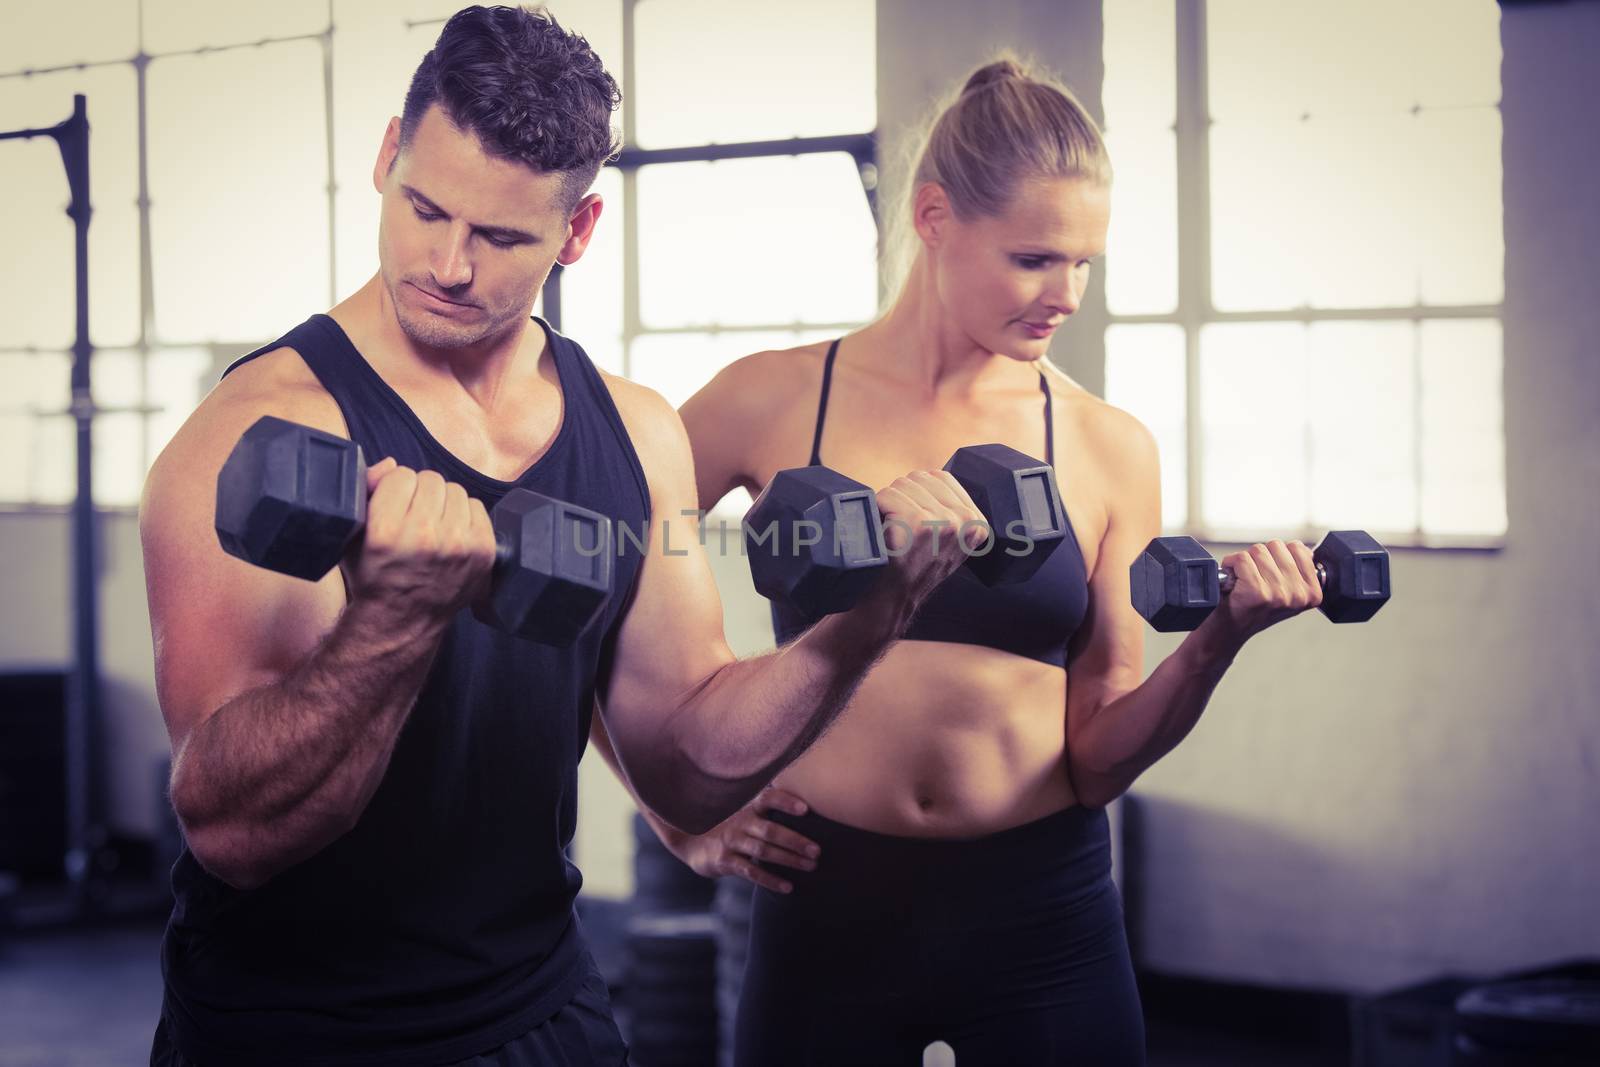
[1,0,1595,1000]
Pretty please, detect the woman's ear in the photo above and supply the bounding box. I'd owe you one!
[911,182,952,248]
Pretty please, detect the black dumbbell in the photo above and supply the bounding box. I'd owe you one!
[1129,530,1391,632]
[214,415,612,646]
[743,443,1069,618]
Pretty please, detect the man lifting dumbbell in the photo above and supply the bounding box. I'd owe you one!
[215,414,612,644]
[137,10,988,1067]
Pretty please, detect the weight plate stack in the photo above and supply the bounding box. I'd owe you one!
[626,911,719,1067]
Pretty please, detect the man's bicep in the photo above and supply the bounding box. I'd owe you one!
[141,396,346,754]
[601,387,738,752]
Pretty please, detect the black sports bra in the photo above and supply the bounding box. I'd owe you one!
[768,339,1090,669]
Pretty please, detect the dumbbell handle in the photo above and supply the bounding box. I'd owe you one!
[1217,562,1327,595]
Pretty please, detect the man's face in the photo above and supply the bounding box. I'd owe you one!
[372,105,596,350]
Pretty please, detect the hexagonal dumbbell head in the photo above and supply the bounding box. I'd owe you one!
[215,415,367,581]
[1130,536,1220,632]
[474,489,614,646]
[743,466,887,618]
[944,444,1067,586]
[1314,530,1390,623]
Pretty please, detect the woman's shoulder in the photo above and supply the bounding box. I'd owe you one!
[1038,361,1159,475]
[700,338,834,408]
[679,339,835,441]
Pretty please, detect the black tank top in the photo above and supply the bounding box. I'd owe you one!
[160,314,650,1066]
[770,339,1089,668]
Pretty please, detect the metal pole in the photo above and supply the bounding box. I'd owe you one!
[58,94,104,912]
[0,93,104,917]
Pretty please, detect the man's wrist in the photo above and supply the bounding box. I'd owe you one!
[338,593,450,660]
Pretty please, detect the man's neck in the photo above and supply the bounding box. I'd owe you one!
[333,276,548,416]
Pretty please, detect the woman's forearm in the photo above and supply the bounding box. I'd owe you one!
[1067,618,1245,806]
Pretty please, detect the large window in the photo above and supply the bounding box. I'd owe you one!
[1100,0,1506,545]
[557,0,878,516]
[1,0,879,514]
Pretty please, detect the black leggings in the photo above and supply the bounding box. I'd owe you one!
[734,805,1145,1067]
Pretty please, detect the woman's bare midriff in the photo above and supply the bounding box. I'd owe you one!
[730,340,1110,840]
[771,638,1079,838]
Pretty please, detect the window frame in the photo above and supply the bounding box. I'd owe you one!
[0,1,878,512]
[544,0,877,385]
[1105,0,1506,549]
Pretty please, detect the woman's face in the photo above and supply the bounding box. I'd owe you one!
[928,176,1111,361]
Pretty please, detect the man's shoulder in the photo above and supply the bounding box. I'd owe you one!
[144,347,345,516]
[595,370,685,468]
[206,345,346,439]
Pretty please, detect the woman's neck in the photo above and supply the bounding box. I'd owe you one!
[860,255,1035,401]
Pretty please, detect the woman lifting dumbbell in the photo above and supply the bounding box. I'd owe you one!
[592,57,1380,1066]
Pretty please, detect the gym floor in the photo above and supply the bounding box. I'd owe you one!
[0,919,1346,1067]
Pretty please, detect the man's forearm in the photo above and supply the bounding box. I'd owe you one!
[1068,618,1243,807]
[643,586,911,833]
[171,600,444,889]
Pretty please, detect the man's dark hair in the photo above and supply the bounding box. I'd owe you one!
[400,5,621,211]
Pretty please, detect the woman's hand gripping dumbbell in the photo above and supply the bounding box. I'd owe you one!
[1129,531,1391,634]
[744,444,1069,618]
[213,415,612,646]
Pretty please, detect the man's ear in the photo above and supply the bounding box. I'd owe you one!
[557,193,604,266]
[373,116,402,192]
[911,182,952,249]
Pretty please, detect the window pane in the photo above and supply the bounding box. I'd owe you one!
[1301,114,1421,309]
[0,1,138,72]
[633,0,874,147]
[31,415,76,505]
[1105,325,1187,529]
[95,412,145,506]
[0,416,31,501]
[0,352,70,503]
[1213,112,1502,311]
[1213,114,1425,311]
[559,166,623,374]
[1415,108,1503,306]
[1210,1,1411,120]
[149,43,329,344]
[143,0,329,53]
[0,64,142,349]
[629,330,834,411]
[1210,118,1308,311]
[636,155,876,329]
[147,348,213,462]
[1199,323,1309,530]
[1,349,69,408]
[1104,128,1178,315]
[1306,322,1416,532]
[1419,319,1504,536]
[91,349,142,407]
[1103,0,1175,129]
[330,9,438,301]
[1409,0,1502,109]
[90,350,145,507]
[0,137,74,351]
